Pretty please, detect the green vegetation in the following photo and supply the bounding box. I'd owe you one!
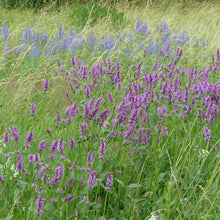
[0,1,219,219]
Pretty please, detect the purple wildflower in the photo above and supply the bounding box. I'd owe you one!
[57,137,64,154]
[99,138,106,155]
[116,60,120,70]
[69,138,76,148]
[112,118,118,126]
[48,154,55,159]
[24,144,31,148]
[80,178,85,184]
[71,57,75,66]
[204,127,211,141]
[64,195,74,202]
[51,198,57,203]
[157,105,168,118]
[28,154,35,163]
[80,121,89,135]
[103,121,110,128]
[60,156,66,160]
[35,197,46,216]
[85,83,92,98]
[87,170,98,189]
[115,169,121,174]
[49,165,64,186]
[49,178,60,186]
[17,153,22,162]
[99,109,110,120]
[35,153,40,161]
[106,172,113,189]
[56,111,61,121]
[39,140,47,151]
[163,127,168,137]
[31,102,36,116]
[12,133,19,141]
[83,196,90,204]
[152,59,159,71]
[25,132,34,143]
[43,79,49,91]
[3,132,9,144]
[66,179,74,188]
[87,151,95,167]
[10,126,19,141]
[0,175,4,183]
[55,165,64,179]
[109,131,116,138]
[108,92,115,105]
[57,188,64,194]
[16,161,23,170]
[50,140,58,152]
[117,82,122,88]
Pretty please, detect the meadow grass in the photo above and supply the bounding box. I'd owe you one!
[0,1,220,219]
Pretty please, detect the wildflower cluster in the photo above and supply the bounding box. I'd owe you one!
[0,14,219,219]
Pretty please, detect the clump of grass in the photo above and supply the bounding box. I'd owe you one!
[68,2,125,32]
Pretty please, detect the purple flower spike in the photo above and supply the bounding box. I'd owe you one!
[112,118,118,126]
[43,79,49,91]
[31,102,36,116]
[99,109,110,121]
[152,59,159,71]
[108,92,115,105]
[10,126,19,141]
[3,132,9,144]
[25,132,34,143]
[105,172,113,190]
[106,172,113,188]
[87,170,98,189]
[39,140,47,151]
[99,138,106,155]
[69,138,76,148]
[163,127,168,137]
[87,151,95,167]
[17,153,22,162]
[204,127,211,141]
[64,195,74,202]
[17,161,23,170]
[56,111,61,121]
[71,57,75,66]
[35,197,46,216]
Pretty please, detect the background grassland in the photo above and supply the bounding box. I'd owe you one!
[0,1,220,219]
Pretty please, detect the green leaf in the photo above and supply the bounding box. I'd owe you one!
[115,178,124,187]
[127,183,142,188]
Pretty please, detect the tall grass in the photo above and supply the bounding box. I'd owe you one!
[0,1,220,219]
